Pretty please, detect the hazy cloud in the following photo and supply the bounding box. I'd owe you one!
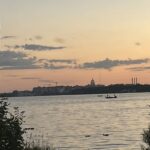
[127,66,150,71]
[44,63,68,70]
[4,45,13,49]
[48,59,76,64]
[0,51,40,70]
[21,77,41,80]
[1,36,16,40]
[14,44,66,51]
[54,38,65,43]
[39,59,76,64]
[1,50,147,72]
[38,79,52,83]
[39,58,77,70]
[34,36,42,40]
[0,51,75,70]
[6,74,19,77]
[28,38,33,41]
[135,42,141,46]
[81,58,149,70]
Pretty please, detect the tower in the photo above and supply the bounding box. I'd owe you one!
[90,78,95,87]
[132,78,134,85]
[132,77,138,85]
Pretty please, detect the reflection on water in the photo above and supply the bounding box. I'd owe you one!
[8,93,150,150]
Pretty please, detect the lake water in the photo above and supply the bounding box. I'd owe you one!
[8,93,150,150]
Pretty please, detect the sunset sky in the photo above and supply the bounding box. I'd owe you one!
[1,0,150,92]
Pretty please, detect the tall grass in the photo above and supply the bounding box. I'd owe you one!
[24,146,56,150]
[24,132,56,150]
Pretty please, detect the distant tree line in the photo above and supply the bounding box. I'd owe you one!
[1,84,150,97]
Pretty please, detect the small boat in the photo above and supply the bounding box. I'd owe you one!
[105,94,117,99]
[103,133,109,136]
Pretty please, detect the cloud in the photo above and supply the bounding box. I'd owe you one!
[38,79,52,83]
[1,36,16,40]
[34,36,42,40]
[14,44,66,51]
[39,59,77,70]
[0,51,76,70]
[44,63,69,70]
[0,51,40,70]
[2,50,148,72]
[54,38,65,43]
[25,36,42,42]
[135,42,141,46]
[81,58,149,70]
[49,59,76,64]
[40,59,76,64]
[127,66,150,71]
[6,74,20,78]
[21,77,41,80]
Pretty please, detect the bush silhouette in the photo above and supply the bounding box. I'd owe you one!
[141,126,150,150]
[0,100,25,150]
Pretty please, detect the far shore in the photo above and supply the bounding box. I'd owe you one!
[1,83,150,98]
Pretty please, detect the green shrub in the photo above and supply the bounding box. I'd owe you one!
[0,100,25,150]
[141,126,150,150]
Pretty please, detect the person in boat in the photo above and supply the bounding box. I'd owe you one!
[105,94,117,98]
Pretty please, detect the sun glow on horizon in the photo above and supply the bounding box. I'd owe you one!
[0,0,150,92]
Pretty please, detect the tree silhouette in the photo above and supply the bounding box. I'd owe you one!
[0,100,25,150]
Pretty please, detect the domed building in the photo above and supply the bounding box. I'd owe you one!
[90,78,96,87]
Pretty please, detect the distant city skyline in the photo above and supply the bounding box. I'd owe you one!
[1,0,150,92]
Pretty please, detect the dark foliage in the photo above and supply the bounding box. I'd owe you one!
[0,100,25,150]
[141,126,150,150]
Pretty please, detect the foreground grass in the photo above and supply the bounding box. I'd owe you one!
[24,146,56,150]
[24,133,57,150]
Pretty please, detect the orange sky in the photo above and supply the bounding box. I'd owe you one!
[0,0,150,92]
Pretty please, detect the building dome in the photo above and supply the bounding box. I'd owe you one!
[90,78,95,87]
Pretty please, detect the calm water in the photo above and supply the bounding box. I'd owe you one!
[8,93,150,150]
